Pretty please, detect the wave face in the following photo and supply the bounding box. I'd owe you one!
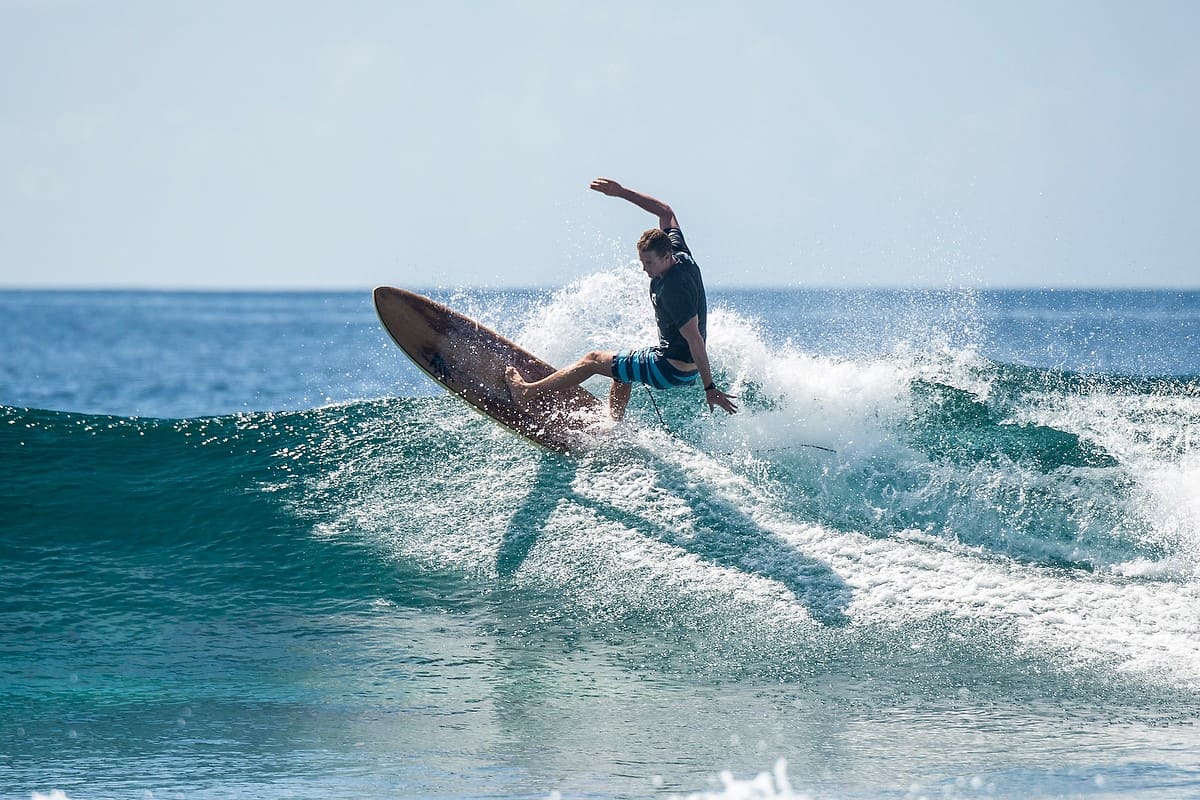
[3,280,1199,798]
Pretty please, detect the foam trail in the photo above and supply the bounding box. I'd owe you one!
[328,269,1200,688]
[545,272,1200,678]
[326,398,1200,689]
[627,429,1200,685]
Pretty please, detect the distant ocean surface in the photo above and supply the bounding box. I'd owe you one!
[2,274,1199,799]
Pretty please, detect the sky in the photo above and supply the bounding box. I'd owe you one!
[1,0,1197,289]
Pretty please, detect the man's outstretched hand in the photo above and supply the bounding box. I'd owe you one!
[589,177,625,197]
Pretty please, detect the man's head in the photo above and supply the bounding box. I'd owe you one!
[636,228,674,277]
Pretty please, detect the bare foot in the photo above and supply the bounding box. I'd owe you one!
[504,366,529,404]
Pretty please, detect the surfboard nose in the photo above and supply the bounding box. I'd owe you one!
[373,285,412,317]
[373,285,397,307]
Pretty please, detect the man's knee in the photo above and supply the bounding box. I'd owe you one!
[582,350,613,373]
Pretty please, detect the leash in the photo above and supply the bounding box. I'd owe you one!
[643,385,669,428]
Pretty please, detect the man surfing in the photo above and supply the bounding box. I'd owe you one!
[506,178,738,420]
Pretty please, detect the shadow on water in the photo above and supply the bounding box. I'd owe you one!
[497,446,852,627]
[495,453,578,579]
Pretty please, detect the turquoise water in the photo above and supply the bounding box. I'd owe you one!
[2,273,1199,799]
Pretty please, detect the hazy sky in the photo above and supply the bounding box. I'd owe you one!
[2,1,1197,289]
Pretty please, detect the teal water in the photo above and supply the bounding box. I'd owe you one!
[2,275,1199,799]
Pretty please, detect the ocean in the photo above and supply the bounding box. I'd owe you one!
[2,271,1199,799]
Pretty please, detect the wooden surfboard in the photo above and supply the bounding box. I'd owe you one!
[373,287,603,454]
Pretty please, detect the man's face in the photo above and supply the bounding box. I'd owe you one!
[638,248,673,277]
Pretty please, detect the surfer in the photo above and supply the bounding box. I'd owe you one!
[506,177,738,420]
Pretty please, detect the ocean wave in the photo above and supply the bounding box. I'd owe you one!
[4,274,1199,694]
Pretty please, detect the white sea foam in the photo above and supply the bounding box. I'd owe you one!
[515,266,922,459]
[325,268,1200,689]
[518,266,655,370]
[674,759,811,800]
[333,402,1200,689]
[1015,383,1200,572]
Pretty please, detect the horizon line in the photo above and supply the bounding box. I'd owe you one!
[2,283,1199,294]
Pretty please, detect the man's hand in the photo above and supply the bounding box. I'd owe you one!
[589,177,625,197]
[677,316,737,415]
[705,386,739,415]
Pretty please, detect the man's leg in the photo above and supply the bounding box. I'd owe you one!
[506,350,614,401]
[608,379,632,420]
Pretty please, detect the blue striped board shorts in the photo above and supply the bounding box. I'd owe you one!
[611,347,699,390]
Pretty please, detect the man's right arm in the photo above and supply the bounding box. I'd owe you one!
[589,177,679,230]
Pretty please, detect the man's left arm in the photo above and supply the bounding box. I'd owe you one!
[679,317,737,414]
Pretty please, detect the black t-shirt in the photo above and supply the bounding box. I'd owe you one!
[650,227,707,362]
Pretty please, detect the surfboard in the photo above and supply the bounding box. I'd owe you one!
[373,287,603,454]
